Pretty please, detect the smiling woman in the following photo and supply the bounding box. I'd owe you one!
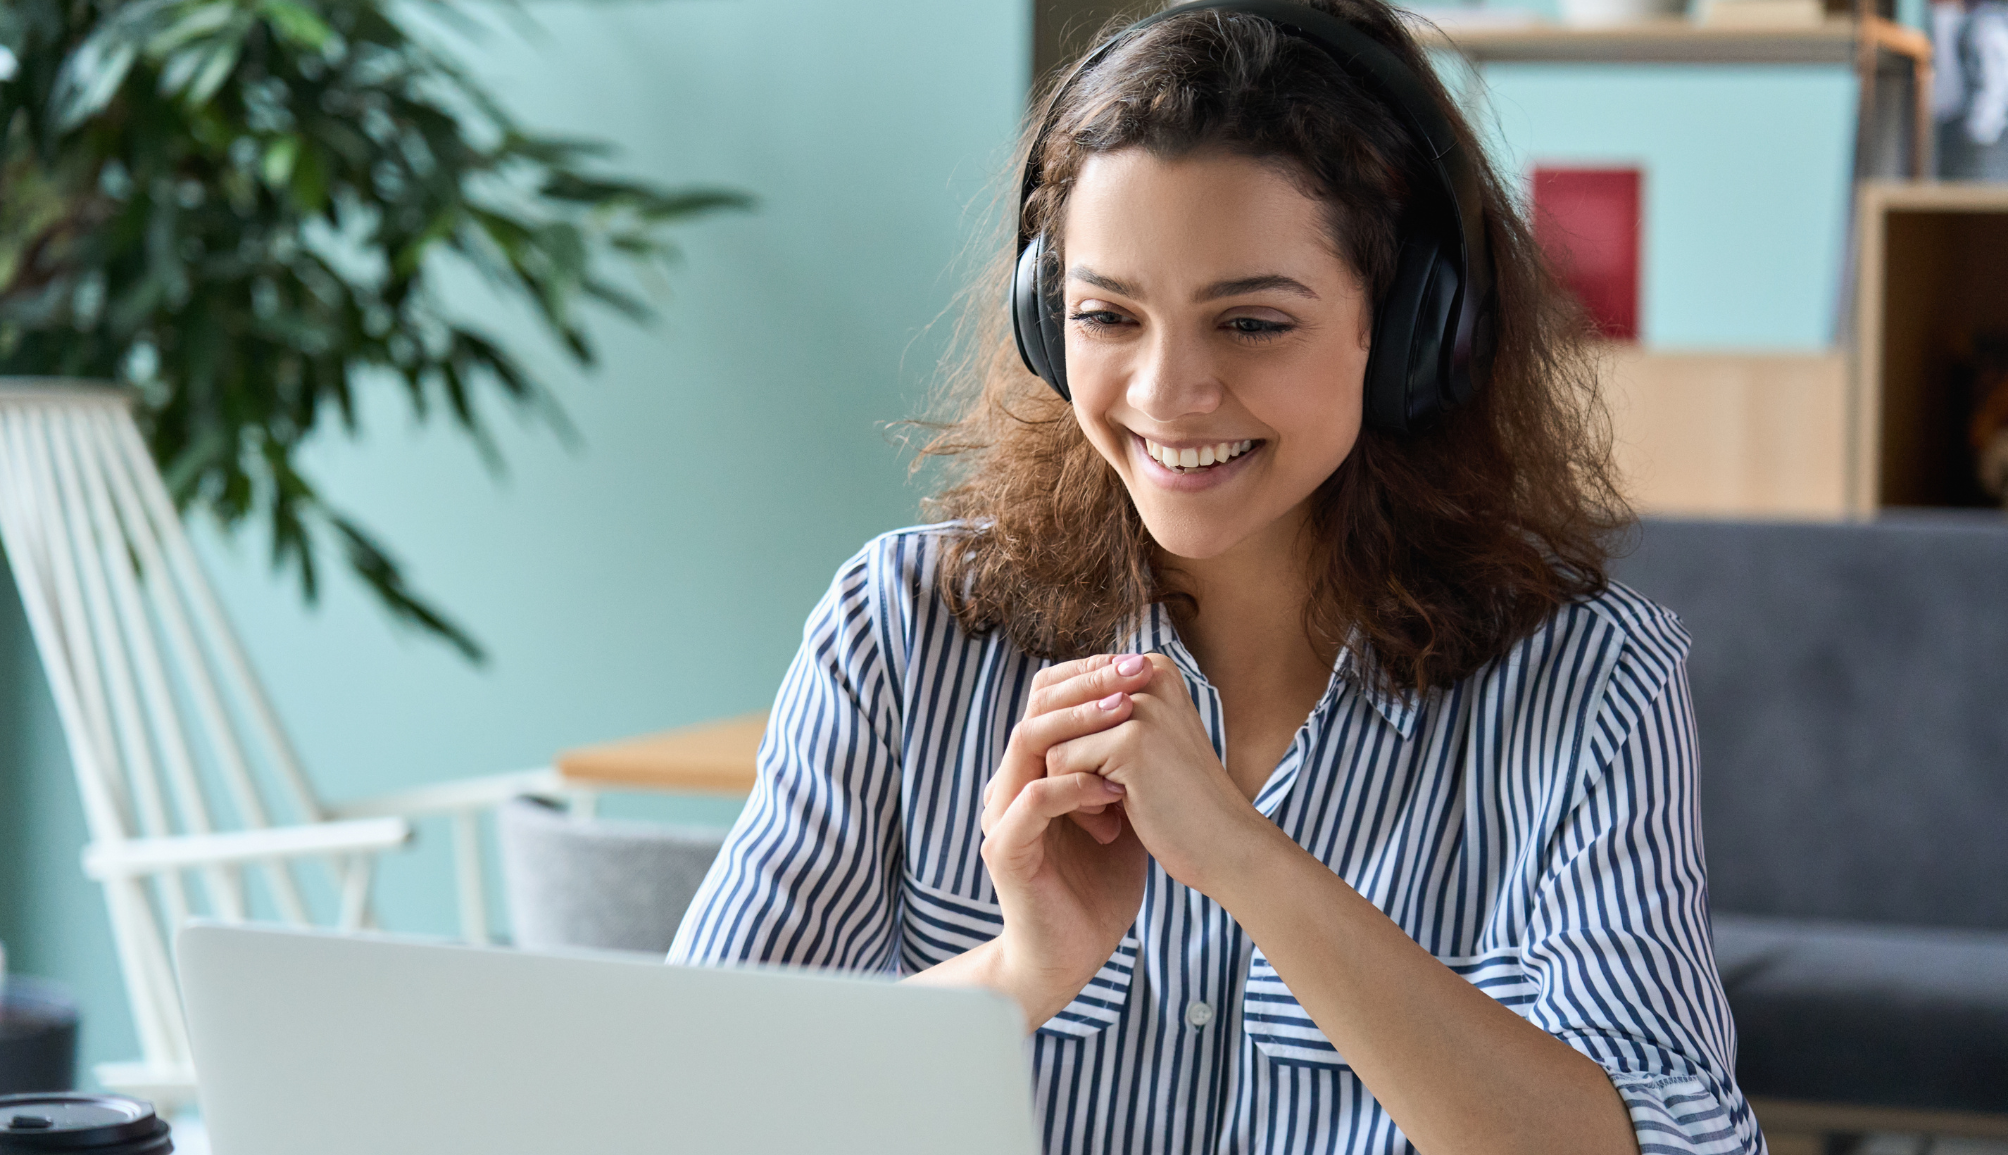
[668,2,1761,1154]
[922,4,1624,687]
[1060,148,1377,563]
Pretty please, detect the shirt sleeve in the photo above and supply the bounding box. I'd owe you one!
[1522,647,1767,1155]
[667,545,905,973]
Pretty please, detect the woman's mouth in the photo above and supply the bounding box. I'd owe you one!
[1142,437,1257,474]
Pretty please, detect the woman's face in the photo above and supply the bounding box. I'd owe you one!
[1059,148,1372,561]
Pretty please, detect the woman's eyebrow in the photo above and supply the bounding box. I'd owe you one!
[1069,265,1143,297]
[1196,274,1320,302]
[1067,265,1320,303]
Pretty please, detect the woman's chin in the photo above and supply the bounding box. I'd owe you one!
[1137,513,1261,563]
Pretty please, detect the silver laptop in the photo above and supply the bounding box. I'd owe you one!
[176,922,1039,1155]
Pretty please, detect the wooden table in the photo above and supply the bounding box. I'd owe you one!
[554,713,766,794]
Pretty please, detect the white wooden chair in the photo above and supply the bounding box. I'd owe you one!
[0,379,567,1108]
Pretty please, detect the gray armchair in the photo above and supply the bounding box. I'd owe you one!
[496,797,727,956]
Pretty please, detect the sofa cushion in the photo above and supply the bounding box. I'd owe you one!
[1714,913,2008,1112]
[1610,515,2008,930]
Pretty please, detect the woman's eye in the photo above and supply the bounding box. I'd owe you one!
[1225,317,1292,340]
[1068,310,1129,330]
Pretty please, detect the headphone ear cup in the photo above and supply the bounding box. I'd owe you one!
[1011,236,1071,402]
[1363,234,1461,433]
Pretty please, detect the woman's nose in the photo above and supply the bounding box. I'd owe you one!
[1126,324,1222,422]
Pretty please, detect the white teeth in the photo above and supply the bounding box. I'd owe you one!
[1143,437,1257,472]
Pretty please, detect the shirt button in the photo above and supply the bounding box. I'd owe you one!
[1185,1001,1214,1028]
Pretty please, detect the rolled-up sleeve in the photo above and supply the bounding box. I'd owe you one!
[1524,650,1766,1155]
[667,546,904,973]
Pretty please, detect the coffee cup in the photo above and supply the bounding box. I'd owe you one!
[0,1093,171,1154]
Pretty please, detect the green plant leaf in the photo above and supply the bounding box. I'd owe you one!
[52,39,138,131]
[145,2,237,57]
[261,134,298,187]
[257,0,334,50]
[289,141,327,212]
[182,38,243,107]
[329,514,486,663]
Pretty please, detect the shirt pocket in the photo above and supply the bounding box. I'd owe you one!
[1244,947,1349,1069]
[1036,931,1140,1041]
[1244,946,1536,1070]
[1442,947,1540,1014]
[898,875,1138,1040]
[900,873,1005,969]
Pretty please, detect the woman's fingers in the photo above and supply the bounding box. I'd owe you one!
[982,772,1128,876]
[1045,723,1128,781]
[981,696,1125,835]
[1071,804,1125,845]
[981,652,1159,835]
[1026,653,1156,719]
[1016,691,1135,759]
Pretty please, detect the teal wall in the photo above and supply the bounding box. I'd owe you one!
[0,0,1865,1091]
[1471,64,1858,349]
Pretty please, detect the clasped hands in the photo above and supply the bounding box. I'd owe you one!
[974,653,1273,1028]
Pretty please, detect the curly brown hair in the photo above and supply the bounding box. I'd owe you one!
[917,0,1630,693]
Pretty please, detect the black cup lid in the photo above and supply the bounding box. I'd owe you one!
[0,1094,170,1153]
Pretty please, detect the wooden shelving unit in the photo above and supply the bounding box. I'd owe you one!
[1601,345,1851,518]
[1422,13,1937,518]
[1852,180,2008,512]
[1420,14,1924,65]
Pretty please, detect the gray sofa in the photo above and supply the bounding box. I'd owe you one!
[1611,515,2008,1117]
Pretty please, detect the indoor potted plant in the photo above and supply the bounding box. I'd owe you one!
[0,0,748,657]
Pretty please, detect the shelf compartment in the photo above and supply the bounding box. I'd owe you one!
[1854,181,2008,512]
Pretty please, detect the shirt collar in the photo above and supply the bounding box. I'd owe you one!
[1334,638,1421,740]
[1118,604,1421,740]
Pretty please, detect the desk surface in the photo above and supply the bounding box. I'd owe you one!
[554,713,765,794]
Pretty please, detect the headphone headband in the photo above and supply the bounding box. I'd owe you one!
[1011,0,1496,433]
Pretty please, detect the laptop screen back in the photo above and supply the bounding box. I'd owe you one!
[177,923,1038,1155]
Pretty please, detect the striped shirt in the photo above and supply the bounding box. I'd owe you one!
[669,524,1764,1155]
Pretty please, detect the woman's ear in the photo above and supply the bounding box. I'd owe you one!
[1355,273,1375,354]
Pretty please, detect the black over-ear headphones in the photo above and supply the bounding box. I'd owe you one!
[1010,0,1496,434]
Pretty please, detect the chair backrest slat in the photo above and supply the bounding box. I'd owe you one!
[2,406,136,841]
[1,386,339,931]
[45,406,196,930]
[0,407,133,845]
[106,409,326,830]
[92,408,318,923]
[71,409,246,920]
[0,396,192,1069]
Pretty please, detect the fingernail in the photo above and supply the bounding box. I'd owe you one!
[1102,780,1126,796]
[1097,692,1125,710]
[1116,655,1145,676]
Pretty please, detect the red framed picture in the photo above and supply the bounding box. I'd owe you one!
[1530,167,1642,342]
